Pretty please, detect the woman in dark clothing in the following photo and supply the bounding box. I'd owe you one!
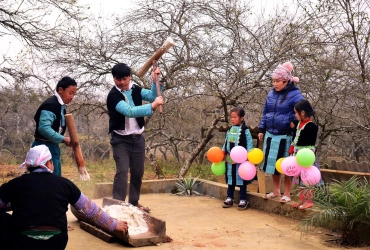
[0,145,128,250]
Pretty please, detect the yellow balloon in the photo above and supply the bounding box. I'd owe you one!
[247,148,264,165]
[275,158,284,174]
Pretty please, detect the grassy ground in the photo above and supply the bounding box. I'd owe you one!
[0,157,217,198]
[66,158,217,197]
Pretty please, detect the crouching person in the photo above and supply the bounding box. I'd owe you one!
[0,145,128,250]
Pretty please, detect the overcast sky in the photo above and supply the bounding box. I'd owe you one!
[0,0,294,61]
[79,0,293,16]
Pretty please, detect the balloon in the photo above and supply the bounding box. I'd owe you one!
[296,148,316,168]
[207,147,224,163]
[281,156,302,176]
[247,148,264,165]
[211,161,226,176]
[230,146,248,163]
[300,166,321,186]
[275,157,284,174]
[238,161,256,181]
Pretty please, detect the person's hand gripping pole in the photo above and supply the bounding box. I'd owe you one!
[152,60,163,114]
[65,114,90,181]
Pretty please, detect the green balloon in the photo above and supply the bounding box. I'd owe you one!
[296,148,315,168]
[211,161,226,176]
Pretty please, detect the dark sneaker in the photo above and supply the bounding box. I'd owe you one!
[222,197,234,208]
[237,200,249,210]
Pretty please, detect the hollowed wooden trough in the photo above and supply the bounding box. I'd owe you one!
[71,197,166,247]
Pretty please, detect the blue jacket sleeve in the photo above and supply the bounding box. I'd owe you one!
[115,101,153,118]
[141,83,162,102]
[258,100,268,133]
[38,110,64,144]
[288,92,305,123]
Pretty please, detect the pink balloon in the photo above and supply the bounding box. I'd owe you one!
[230,146,248,163]
[281,156,302,176]
[300,166,321,186]
[238,161,256,181]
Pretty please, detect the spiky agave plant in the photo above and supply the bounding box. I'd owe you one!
[175,175,202,196]
[298,175,370,246]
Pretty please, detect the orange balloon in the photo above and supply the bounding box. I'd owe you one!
[207,147,224,163]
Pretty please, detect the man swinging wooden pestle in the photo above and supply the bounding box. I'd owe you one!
[107,36,174,212]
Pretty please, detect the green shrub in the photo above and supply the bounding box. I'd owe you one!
[298,176,370,246]
[175,175,202,196]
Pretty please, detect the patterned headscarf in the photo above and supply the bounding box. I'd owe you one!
[19,145,53,173]
[272,61,299,83]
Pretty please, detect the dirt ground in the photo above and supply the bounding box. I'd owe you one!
[1,164,369,250]
[66,194,369,250]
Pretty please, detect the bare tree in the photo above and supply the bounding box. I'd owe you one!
[297,0,370,161]
[0,0,88,158]
[1,0,369,176]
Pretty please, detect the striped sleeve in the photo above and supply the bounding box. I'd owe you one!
[72,192,117,232]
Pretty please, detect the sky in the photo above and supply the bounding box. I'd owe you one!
[78,0,294,16]
[78,0,137,16]
[0,0,294,64]
[0,0,136,59]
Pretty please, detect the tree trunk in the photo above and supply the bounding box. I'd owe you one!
[149,154,165,179]
[177,118,220,177]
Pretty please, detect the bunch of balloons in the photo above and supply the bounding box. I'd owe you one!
[206,146,264,181]
[275,148,321,186]
[206,147,226,176]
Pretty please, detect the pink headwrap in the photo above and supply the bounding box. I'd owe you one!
[18,145,53,173]
[272,62,299,83]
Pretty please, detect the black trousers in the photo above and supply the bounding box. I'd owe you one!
[111,133,145,206]
[0,212,68,250]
